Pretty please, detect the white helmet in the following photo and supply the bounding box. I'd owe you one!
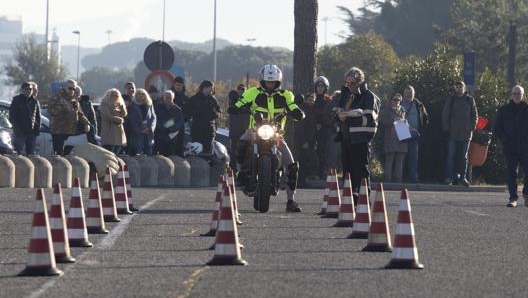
[314,76,329,89]
[184,142,203,156]
[259,64,282,89]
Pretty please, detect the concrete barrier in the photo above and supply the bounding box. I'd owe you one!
[0,155,15,187]
[186,156,210,187]
[169,155,191,188]
[7,154,34,188]
[134,155,159,187]
[65,154,90,188]
[28,154,52,188]
[153,155,175,187]
[118,155,141,187]
[46,155,72,188]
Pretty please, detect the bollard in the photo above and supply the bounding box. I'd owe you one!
[186,155,210,187]
[46,155,72,188]
[28,154,52,188]
[0,155,15,187]
[153,154,175,187]
[8,154,34,188]
[170,155,191,188]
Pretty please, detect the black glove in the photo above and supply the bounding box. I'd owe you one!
[289,108,305,121]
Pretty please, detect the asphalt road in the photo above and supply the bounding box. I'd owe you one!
[1,184,527,298]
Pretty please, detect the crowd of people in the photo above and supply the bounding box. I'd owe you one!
[15,63,528,208]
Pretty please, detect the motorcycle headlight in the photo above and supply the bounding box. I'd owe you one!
[257,125,274,140]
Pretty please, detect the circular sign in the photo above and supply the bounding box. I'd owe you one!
[143,41,175,71]
[144,70,175,101]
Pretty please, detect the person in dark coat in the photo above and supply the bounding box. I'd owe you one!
[294,93,319,186]
[77,92,98,145]
[227,83,249,170]
[494,85,528,207]
[9,81,41,155]
[123,94,144,156]
[154,90,184,156]
[184,80,221,154]
[171,76,190,154]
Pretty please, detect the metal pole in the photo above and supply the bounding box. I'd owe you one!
[213,0,217,82]
[73,31,80,82]
[162,0,166,42]
[45,0,50,60]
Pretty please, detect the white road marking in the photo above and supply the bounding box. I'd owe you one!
[462,210,489,216]
[25,195,166,298]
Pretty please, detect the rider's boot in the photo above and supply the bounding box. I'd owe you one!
[285,162,301,212]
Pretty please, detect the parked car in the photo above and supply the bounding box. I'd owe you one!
[0,100,99,155]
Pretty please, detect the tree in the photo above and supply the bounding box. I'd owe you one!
[443,0,528,84]
[340,0,454,57]
[3,34,68,99]
[317,32,400,96]
[81,67,134,99]
[293,0,318,96]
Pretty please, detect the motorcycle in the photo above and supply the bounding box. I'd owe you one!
[244,112,285,213]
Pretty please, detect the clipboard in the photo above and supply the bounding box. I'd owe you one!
[394,119,412,141]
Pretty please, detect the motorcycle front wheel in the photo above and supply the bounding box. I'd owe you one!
[255,155,272,213]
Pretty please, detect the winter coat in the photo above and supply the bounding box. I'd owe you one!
[380,104,408,153]
[495,100,528,154]
[186,92,221,139]
[441,93,478,141]
[154,102,184,140]
[47,88,90,135]
[338,84,380,144]
[99,100,127,146]
[9,93,41,136]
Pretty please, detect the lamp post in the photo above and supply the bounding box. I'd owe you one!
[212,0,217,82]
[106,30,113,45]
[72,30,80,82]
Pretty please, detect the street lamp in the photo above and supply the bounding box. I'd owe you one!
[72,30,80,82]
[212,0,217,82]
[106,30,113,45]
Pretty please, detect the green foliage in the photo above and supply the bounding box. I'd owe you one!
[81,67,134,100]
[317,32,400,96]
[2,34,68,99]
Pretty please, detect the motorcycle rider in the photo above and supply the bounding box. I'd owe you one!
[233,64,305,212]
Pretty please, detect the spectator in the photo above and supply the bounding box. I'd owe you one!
[441,81,478,186]
[401,85,429,183]
[134,88,157,156]
[154,90,184,156]
[75,87,98,145]
[380,93,407,183]
[494,85,528,207]
[294,92,319,185]
[227,83,249,170]
[313,76,333,178]
[123,92,143,156]
[336,67,380,194]
[47,79,91,155]
[185,80,221,154]
[322,90,342,174]
[171,76,190,154]
[99,88,127,154]
[9,81,41,155]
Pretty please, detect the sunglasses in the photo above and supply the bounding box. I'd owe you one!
[391,98,401,102]
[67,87,76,91]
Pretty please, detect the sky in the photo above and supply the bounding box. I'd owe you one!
[3,0,365,49]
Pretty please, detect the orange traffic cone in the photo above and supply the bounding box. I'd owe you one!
[385,189,424,269]
[321,169,340,218]
[206,181,248,266]
[348,178,371,239]
[67,177,93,247]
[115,165,132,215]
[48,183,76,263]
[227,167,242,225]
[334,173,356,227]
[101,167,121,222]
[86,172,109,234]
[362,183,392,252]
[317,169,333,215]
[123,164,139,212]
[201,175,224,237]
[18,189,63,276]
